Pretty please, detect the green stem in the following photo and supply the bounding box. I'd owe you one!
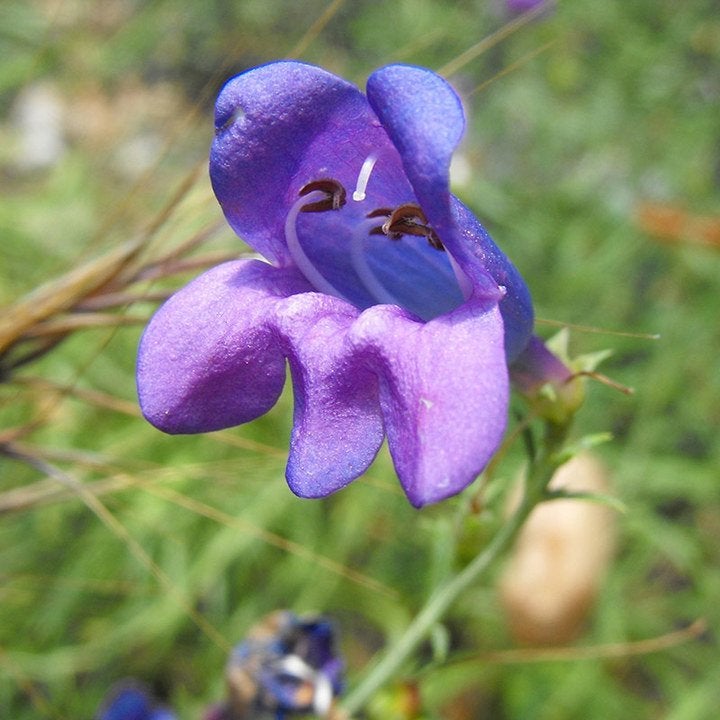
[341,421,569,716]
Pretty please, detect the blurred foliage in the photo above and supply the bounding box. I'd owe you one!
[1,0,718,718]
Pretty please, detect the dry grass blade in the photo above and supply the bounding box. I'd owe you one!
[574,370,635,396]
[0,471,141,515]
[438,1,554,77]
[0,645,66,720]
[0,239,144,356]
[3,444,232,653]
[73,290,171,312]
[143,483,400,600]
[20,313,147,339]
[417,619,709,682]
[0,161,221,378]
[2,573,148,598]
[0,442,398,604]
[474,618,709,665]
[9,375,287,457]
[288,0,346,58]
[470,41,556,96]
[536,317,661,340]
[134,248,242,283]
[10,376,141,417]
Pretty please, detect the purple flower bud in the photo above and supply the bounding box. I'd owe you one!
[510,336,584,424]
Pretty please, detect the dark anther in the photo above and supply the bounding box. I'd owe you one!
[369,226,392,237]
[425,228,445,251]
[299,179,347,212]
[366,208,394,237]
[383,203,428,230]
[366,208,394,219]
[376,203,445,250]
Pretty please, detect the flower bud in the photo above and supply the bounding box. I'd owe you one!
[510,335,585,425]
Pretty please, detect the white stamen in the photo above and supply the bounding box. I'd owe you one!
[350,220,404,306]
[352,154,377,202]
[284,191,350,301]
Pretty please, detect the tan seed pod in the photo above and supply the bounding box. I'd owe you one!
[499,452,617,645]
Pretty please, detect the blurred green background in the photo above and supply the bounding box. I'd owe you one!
[1,0,718,718]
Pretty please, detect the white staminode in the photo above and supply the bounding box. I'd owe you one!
[352,154,377,202]
[284,191,350,301]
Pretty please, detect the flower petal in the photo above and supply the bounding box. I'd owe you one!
[450,197,534,361]
[211,61,408,266]
[366,65,476,273]
[366,64,464,223]
[368,64,533,359]
[137,259,311,433]
[273,294,384,497]
[348,299,509,507]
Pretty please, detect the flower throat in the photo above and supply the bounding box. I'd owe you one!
[284,155,460,313]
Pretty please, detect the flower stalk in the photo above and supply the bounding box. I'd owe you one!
[342,418,571,715]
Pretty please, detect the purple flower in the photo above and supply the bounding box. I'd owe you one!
[137,62,533,507]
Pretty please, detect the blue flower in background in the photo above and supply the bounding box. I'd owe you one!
[96,683,176,720]
[137,61,533,506]
[208,611,343,720]
[96,614,341,720]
